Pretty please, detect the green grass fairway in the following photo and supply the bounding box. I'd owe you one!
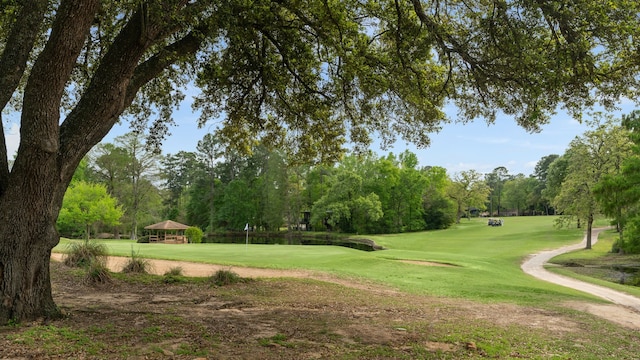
[56,216,607,305]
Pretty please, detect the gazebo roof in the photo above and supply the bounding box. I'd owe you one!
[144,220,190,230]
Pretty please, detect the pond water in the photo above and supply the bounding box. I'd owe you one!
[203,235,382,252]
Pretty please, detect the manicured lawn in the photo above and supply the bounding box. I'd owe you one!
[367,216,596,303]
[55,216,604,305]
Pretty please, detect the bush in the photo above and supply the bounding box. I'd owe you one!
[209,269,242,286]
[185,226,204,243]
[64,239,108,268]
[164,266,184,276]
[136,235,150,243]
[618,216,640,254]
[84,259,112,285]
[121,247,150,274]
[163,267,185,284]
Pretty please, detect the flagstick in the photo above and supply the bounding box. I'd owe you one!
[245,223,249,250]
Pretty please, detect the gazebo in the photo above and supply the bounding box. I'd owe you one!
[144,220,190,243]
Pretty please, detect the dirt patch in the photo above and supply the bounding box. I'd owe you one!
[562,301,640,330]
[451,301,579,332]
[50,253,397,295]
[2,255,640,358]
[51,252,317,279]
[54,249,640,332]
[52,251,640,331]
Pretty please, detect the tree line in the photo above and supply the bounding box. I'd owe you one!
[60,130,584,239]
[62,132,457,236]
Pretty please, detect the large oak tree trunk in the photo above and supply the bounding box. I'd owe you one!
[0,0,200,323]
[0,0,100,323]
[0,180,63,321]
[0,0,53,322]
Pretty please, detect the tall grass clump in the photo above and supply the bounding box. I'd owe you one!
[85,259,112,285]
[121,247,150,274]
[164,266,184,276]
[64,239,108,268]
[210,269,242,286]
[163,266,185,284]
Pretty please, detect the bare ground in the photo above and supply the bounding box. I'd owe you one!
[1,250,640,359]
[49,253,398,295]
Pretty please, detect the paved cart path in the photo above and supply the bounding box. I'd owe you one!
[522,227,640,328]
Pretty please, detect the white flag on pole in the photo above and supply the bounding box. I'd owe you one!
[244,223,249,248]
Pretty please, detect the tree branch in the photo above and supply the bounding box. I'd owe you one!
[259,29,332,101]
[0,1,48,108]
[59,26,203,184]
[0,0,48,195]
[127,32,203,103]
[18,0,100,154]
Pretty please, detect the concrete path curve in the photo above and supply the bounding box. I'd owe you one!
[522,227,640,315]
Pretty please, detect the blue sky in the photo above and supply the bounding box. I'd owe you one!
[101,102,631,177]
[3,99,636,177]
[401,112,591,176]
[100,96,635,176]
[397,100,636,175]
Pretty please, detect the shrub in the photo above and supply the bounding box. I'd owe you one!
[64,239,108,268]
[163,267,185,284]
[209,269,242,286]
[618,216,640,254]
[164,266,184,276]
[185,226,204,244]
[121,247,150,274]
[84,259,112,285]
[136,235,150,243]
